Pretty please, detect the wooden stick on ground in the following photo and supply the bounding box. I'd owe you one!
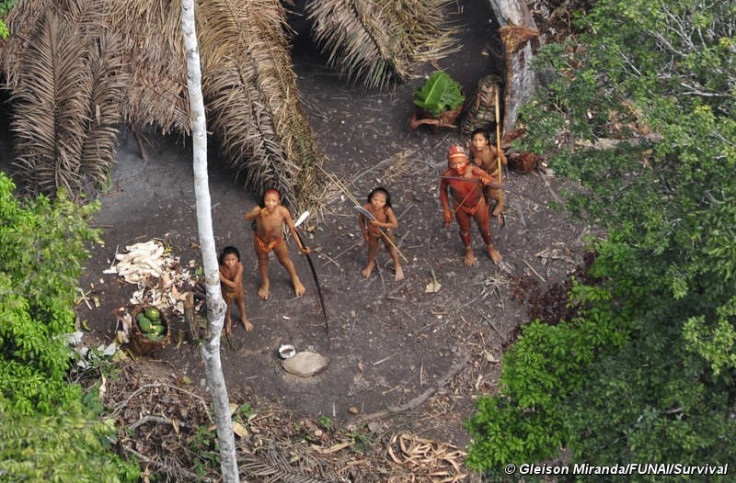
[351,354,470,425]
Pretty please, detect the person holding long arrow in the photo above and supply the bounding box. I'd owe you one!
[440,145,503,266]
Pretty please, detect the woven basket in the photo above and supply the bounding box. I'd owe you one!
[129,305,171,356]
[509,152,540,174]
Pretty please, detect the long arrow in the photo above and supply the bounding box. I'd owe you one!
[353,205,410,264]
[442,175,548,206]
[441,175,505,190]
[294,212,328,335]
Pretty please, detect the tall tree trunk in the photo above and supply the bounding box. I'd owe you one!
[180,0,238,481]
[488,0,538,134]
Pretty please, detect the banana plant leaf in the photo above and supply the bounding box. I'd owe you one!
[413,71,465,118]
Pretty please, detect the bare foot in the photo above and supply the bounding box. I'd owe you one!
[225,318,232,336]
[361,261,375,278]
[241,319,254,332]
[257,283,270,300]
[487,245,503,264]
[394,266,405,281]
[495,212,505,228]
[463,248,476,266]
[293,278,306,297]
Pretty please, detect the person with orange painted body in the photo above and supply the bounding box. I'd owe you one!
[440,145,503,266]
[469,128,506,226]
[244,189,310,300]
[358,187,404,281]
[218,245,253,335]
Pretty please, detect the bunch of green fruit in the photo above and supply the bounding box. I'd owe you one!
[135,307,166,341]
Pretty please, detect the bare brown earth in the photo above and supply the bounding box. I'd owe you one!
[3,1,593,480]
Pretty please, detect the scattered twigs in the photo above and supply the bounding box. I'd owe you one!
[352,353,470,425]
[331,240,362,260]
[122,444,211,482]
[129,415,188,431]
[373,350,401,366]
[523,259,546,282]
[109,382,211,423]
[386,433,467,482]
[476,310,504,341]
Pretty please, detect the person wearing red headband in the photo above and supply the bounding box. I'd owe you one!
[440,145,502,266]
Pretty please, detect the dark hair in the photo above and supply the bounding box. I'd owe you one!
[367,187,392,208]
[470,128,490,142]
[218,246,240,264]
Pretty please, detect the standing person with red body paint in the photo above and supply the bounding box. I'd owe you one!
[440,145,503,266]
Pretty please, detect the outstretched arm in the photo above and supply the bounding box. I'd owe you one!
[243,205,261,221]
[471,166,496,186]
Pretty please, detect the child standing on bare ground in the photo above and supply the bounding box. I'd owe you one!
[358,187,404,281]
[440,145,503,266]
[218,246,253,335]
[244,189,310,300]
[469,128,507,226]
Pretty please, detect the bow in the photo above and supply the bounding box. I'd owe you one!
[294,212,328,335]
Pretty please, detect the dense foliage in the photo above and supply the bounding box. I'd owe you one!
[467,0,736,476]
[0,1,15,39]
[0,172,139,480]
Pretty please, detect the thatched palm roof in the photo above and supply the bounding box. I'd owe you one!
[307,0,460,90]
[0,0,458,211]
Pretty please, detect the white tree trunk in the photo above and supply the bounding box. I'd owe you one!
[180,1,239,481]
[488,0,538,134]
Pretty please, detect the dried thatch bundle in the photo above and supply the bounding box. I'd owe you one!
[105,1,189,135]
[306,0,461,90]
[1,0,324,212]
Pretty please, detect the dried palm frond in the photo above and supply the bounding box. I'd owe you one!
[80,30,128,187]
[0,0,53,87]
[239,441,343,482]
[389,0,462,65]
[199,0,324,212]
[105,0,189,135]
[306,0,460,90]
[3,0,325,212]
[11,10,93,196]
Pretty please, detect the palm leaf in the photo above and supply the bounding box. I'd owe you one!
[11,9,92,196]
[239,442,341,483]
[306,0,460,90]
[307,0,402,90]
[105,0,189,134]
[198,0,324,212]
[0,0,53,88]
[4,0,325,212]
[80,30,128,187]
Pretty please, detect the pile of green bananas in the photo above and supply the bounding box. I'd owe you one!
[136,307,166,341]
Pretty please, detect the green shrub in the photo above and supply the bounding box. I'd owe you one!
[0,173,100,414]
